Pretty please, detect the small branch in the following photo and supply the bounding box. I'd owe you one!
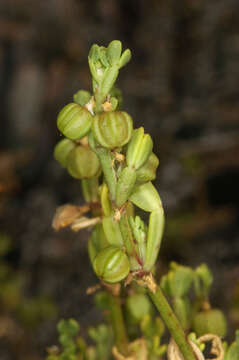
[147,282,197,360]
[108,293,129,356]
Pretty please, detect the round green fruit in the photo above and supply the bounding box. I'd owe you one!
[193,308,227,337]
[54,138,76,168]
[57,103,93,140]
[92,111,133,149]
[93,246,130,283]
[67,146,101,179]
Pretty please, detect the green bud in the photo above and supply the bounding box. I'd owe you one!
[144,208,164,271]
[73,90,91,106]
[57,319,79,337]
[193,309,227,337]
[136,153,159,184]
[116,166,137,207]
[195,263,213,298]
[89,44,100,62]
[102,214,124,247]
[126,128,153,170]
[92,111,133,149]
[67,146,101,179]
[93,246,130,283]
[107,40,122,65]
[225,331,239,360]
[57,103,93,140]
[110,96,118,111]
[168,263,194,298]
[119,49,132,69]
[110,87,123,109]
[54,138,75,168]
[126,293,153,324]
[99,46,109,67]
[129,182,162,212]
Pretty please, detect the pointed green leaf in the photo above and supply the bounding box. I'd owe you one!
[129,182,162,212]
[144,208,164,271]
[119,49,131,68]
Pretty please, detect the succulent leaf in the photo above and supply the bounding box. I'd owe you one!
[116,166,137,207]
[129,182,162,212]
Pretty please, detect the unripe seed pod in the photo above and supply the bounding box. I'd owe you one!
[67,146,101,179]
[126,128,153,170]
[116,166,136,207]
[92,111,133,149]
[93,246,130,283]
[136,153,159,184]
[54,138,76,168]
[193,309,227,337]
[144,208,165,271]
[57,103,93,140]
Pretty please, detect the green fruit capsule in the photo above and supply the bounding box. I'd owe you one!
[129,182,162,212]
[67,146,101,179]
[57,103,93,140]
[116,166,137,207]
[136,153,159,184]
[93,246,130,283]
[54,138,76,168]
[92,111,133,149]
[126,128,153,170]
[144,208,165,271]
[193,309,227,337]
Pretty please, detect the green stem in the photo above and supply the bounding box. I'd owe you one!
[148,285,197,360]
[108,293,129,355]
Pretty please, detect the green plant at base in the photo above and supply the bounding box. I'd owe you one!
[51,40,239,360]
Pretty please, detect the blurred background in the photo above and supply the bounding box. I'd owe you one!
[0,1,239,359]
